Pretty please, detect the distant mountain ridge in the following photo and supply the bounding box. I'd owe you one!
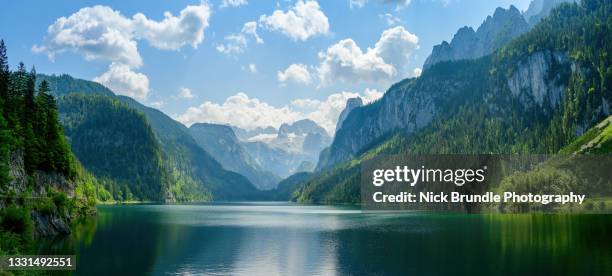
[189,122,280,190]
[423,5,529,69]
[423,0,574,70]
[233,119,331,178]
[41,74,262,201]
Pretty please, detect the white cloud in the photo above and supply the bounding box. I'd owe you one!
[220,0,248,8]
[131,4,211,50]
[177,92,302,130]
[413,67,422,77]
[259,0,329,41]
[290,89,383,133]
[93,63,150,101]
[149,100,165,108]
[317,26,419,86]
[380,13,401,26]
[33,4,211,67]
[177,87,195,99]
[248,63,257,73]
[277,63,312,85]
[176,89,383,134]
[32,6,140,67]
[349,0,368,8]
[217,21,263,56]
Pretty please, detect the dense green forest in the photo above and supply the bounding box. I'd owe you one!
[291,0,612,204]
[39,74,261,201]
[0,40,99,255]
[59,94,167,201]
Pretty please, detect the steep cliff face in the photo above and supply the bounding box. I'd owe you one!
[507,51,570,108]
[336,97,363,131]
[5,152,77,237]
[319,51,604,171]
[302,0,612,203]
[424,6,529,69]
[318,60,478,170]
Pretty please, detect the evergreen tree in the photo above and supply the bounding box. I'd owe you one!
[22,67,38,172]
[0,40,8,112]
[0,111,10,189]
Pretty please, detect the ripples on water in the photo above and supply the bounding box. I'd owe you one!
[41,202,612,275]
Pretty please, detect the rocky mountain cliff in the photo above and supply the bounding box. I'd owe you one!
[423,5,529,69]
[306,0,612,203]
[336,97,363,131]
[189,123,279,190]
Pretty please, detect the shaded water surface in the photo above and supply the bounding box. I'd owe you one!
[41,202,611,275]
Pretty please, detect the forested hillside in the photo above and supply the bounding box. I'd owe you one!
[0,40,99,254]
[38,74,262,201]
[59,94,167,201]
[297,0,612,203]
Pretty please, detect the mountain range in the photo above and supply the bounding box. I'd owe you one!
[13,0,611,206]
[287,0,611,203]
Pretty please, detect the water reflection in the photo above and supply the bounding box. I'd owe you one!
[39,203,611,275]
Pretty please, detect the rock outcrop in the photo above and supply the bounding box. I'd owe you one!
[424,6,529,69]
[336,97,363,131]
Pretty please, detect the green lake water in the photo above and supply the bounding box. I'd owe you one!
[40,202,611,275]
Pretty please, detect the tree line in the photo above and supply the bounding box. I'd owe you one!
[0,39,74,190]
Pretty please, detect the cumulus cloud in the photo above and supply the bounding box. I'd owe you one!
[248,63,257,73]
[317,26,418,86]
[177,87,195,99]
[259,0,329,41]
[33,4,211,66]
[176,89,383,134]
[277,64,312,85]
[131,4,211,50]
[33,4,211,102]
[220,0,248,8]
[93,63,150,101]
[32,6,140,67]
[217,21,263,56]
[178,92,302,130]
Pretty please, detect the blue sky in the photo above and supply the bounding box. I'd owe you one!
[0,0,531,133]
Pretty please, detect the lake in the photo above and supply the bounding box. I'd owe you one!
[41,202,611,275]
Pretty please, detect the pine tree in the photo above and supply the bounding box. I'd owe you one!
[0,40,10,188]
[0,40,8,113]
[35,81,51,170]
[0,111,10,189]
[22,67,38,172]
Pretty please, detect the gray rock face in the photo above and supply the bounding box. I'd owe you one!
[507,51,570,108]
[424,5,529,69]
[318,49,578,171]
[5,151,76,238]
[336,97,363,131]
[317,79,437,170]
